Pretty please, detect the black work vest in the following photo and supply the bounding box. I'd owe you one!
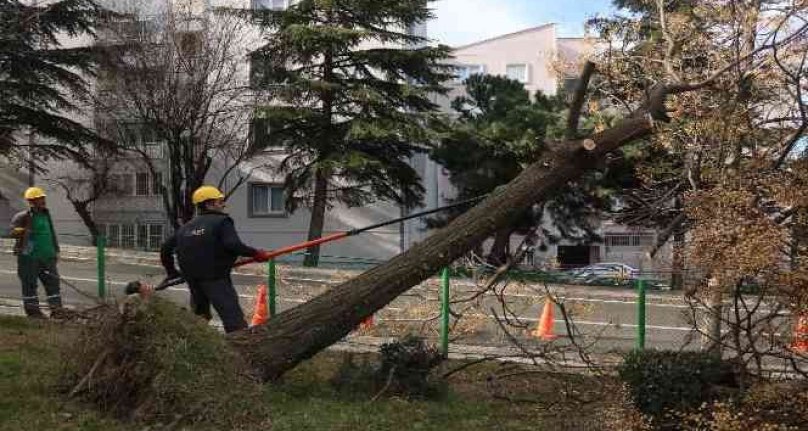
[176,212,239,280]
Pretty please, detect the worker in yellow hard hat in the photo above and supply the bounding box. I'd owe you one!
[160,185,271,332]
[8,187,64,319]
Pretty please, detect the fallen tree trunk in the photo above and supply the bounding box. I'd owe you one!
[226,20,808,380]
[230,110,658,380]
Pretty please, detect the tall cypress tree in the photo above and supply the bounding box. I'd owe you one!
[250,0,452,266]
[0,0,105,161]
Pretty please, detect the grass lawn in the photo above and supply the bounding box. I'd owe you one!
[0,315,611,430]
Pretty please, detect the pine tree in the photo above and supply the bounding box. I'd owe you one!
[431,74,563,264]
[250,0,452,266]
[432,74,639,265]
[0,0,104,161]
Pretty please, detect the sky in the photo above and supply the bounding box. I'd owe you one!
[429,0,618,47]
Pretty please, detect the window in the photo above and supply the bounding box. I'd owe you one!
[121,224,136,249]
[124,172,161,196]
[148,224,164,251]
[178,31,202,57]
[107,224,120,248]
[249,183,285,217]
[249,55,268,88]
[250,116,277,150]
[253,0,288,10]
[104,223,164,250]
[453,64,485,83]
[561,77,579,100]
[137,225,148,249]
[506,64,529,83]
[135,172,150,196]
[605,233,655,248]
[142,143,163,158]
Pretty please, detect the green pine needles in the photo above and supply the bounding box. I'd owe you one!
[0,0,106,161]
[250,0,453,265]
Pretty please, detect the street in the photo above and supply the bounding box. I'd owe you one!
[0,252,798,363]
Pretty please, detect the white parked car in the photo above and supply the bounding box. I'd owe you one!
[564,263,639,285]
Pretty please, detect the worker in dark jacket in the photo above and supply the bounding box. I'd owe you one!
[160,186,270,333]
[9,187,63,318]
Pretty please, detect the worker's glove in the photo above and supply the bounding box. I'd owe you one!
[139,284,155,300]
[254,250,273,262]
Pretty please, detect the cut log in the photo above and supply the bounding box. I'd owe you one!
[228,113,657,380]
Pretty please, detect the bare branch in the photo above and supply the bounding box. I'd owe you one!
[565,61,597,139]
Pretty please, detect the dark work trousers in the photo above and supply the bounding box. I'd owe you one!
[186,276,247,333]
[17,255,62,316]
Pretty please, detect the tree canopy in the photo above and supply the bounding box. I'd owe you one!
[0,0,105,163]
[250,0,453,266]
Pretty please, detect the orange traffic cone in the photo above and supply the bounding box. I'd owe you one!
[358,314,374,330]
[531,296,557,340]
[251,284,269,326]
[791,314,808,353]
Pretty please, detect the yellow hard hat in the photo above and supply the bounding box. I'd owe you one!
[192,185,224,205]
[24,187,46,200]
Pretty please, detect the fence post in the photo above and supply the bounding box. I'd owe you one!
[267,258,276,317]
[636,278,646,350]
[440,267,450,358]
[96,234,106,299]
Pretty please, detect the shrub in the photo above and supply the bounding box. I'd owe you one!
[677,382,808,430]
[617,350,738,421]
[378,335,445,397]
[332,335,445,399]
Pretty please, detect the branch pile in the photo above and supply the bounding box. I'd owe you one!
[60,298,271,429]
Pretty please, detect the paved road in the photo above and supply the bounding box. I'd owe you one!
[0,253,794,356]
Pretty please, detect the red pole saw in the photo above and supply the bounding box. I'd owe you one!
[124,195,485,295]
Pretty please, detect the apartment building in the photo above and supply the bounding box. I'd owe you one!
[78,0,408,261]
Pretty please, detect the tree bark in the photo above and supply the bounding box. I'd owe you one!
[703,279,724,357]
[303,169,328,267]
[72,201,99,245]
[670,231,685,290]
[229,114,656,380]
[670,195,685,290]
[487,228,512,266]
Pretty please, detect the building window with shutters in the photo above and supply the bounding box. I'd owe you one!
[248,183,286,217]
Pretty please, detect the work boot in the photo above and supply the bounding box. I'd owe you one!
[24,305,47,320]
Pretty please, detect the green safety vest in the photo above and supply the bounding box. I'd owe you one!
[29,212,57,260]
